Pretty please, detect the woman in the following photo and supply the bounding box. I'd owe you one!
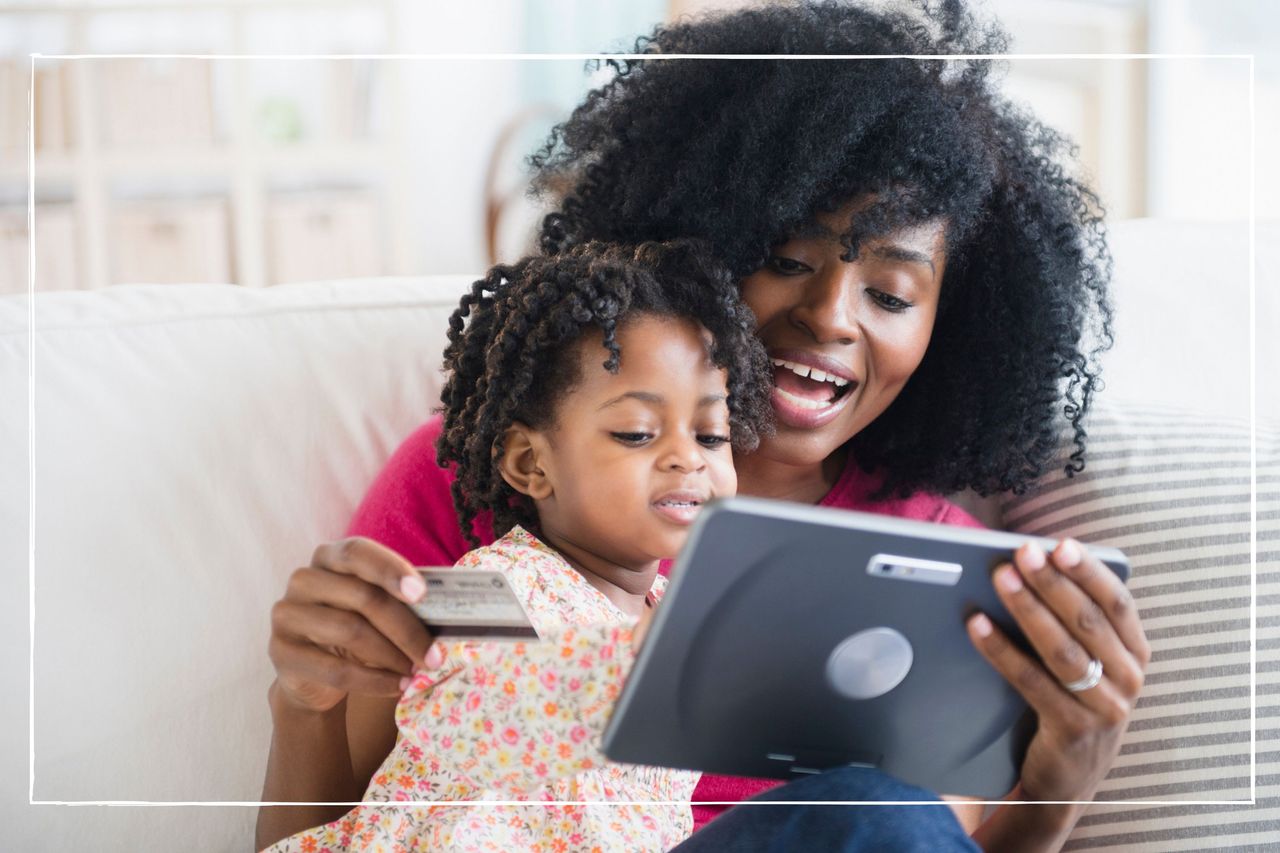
[257,2,1149,849]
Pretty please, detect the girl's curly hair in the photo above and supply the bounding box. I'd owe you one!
[530,0,1113,498]
[437,240,774,544]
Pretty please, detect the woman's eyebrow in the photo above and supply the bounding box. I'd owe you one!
[866,245,937,275]
[788,223,937,274]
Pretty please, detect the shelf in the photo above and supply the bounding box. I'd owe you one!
[2,0,411,291]
[2,153,75,182]
[257,142,386,174]
[2,143,387,183]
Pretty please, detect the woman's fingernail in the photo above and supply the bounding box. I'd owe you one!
[1057,539,1082,568]
[970,614,993,638]
[997,566,1023,593]
[400,574,427,603]
[425,643,445,669]
[1021,543,1046,571]
[398,676,410,692]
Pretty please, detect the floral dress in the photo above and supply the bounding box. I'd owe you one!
[264,526,699,853]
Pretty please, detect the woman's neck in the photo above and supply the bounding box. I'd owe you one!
[732,446,848,505]
[534,526,657,619]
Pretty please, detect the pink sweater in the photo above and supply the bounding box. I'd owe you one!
[348,414,983,831]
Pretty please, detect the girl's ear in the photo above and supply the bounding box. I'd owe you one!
[498,422,553,501]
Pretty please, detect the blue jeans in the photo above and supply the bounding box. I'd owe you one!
[670,767,981,852]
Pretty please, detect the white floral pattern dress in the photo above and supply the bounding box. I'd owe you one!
[264,526,698,853]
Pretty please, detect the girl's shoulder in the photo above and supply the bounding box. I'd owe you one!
[455,525,559,573]
[822,456,983,529]
[457,527,632,630]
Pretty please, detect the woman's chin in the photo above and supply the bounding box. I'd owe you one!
[747,427,850,471]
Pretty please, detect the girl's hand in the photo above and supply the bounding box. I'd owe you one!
[967,539,1151,809]
[268,538,438,713]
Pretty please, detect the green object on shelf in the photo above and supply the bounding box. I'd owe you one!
[256,97,304,143]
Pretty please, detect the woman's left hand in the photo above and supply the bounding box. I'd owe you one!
[967,538,1151,810]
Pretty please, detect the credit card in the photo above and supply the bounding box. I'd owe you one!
[410,568,540,640]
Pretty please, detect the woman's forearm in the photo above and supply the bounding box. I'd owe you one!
[255,681,363,851]
[970,788,1080,853]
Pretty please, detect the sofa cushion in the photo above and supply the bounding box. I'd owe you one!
[1000,402,1280,851]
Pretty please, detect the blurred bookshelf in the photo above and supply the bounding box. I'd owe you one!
[1,0,414,293]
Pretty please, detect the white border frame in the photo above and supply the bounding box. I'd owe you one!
[25,50,1257,811]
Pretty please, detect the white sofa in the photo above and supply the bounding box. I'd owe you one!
[1,219,1276,851]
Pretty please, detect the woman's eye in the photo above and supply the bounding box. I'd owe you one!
[697,434,732,448]
[868,289,913,312]
[611,432,653,446]
[765,255,811,275]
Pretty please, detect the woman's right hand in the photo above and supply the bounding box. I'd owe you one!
[268,537,438,713]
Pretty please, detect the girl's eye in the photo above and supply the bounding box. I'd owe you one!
[868,289,914,313]
[697,434,732,448]
[611,432,653,446]
[765,255,811,275]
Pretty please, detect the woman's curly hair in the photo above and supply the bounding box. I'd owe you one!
[530,0,1113,498]
[437,240,774,544]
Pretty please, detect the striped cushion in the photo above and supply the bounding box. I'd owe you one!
[999,402,1280,851]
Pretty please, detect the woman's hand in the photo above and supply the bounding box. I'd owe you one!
[966,539,1150,847]
[268,537,439,713]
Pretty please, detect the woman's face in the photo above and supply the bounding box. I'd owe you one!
[739,203,947,469]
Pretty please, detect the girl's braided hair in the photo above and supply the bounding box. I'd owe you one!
[437,240,774,545]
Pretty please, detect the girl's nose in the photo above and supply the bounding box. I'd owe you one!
[789,264,860,345]
[660,434,707,473]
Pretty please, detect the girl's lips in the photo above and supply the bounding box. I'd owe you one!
[771,383,856,429]
[651,491,707,526]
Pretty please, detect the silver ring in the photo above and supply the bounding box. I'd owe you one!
[1061,658,1104,692]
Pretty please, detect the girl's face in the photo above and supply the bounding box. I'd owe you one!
[525,314,738,571]
[739,203,947,469]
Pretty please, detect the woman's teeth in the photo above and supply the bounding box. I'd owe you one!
[771,358,850,387]
[775,387,840,410]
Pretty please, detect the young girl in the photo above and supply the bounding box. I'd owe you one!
[263,240,775,852]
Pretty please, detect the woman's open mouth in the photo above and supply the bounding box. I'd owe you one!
[770,356,858,429]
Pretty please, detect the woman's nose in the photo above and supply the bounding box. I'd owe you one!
[789,264,860,345]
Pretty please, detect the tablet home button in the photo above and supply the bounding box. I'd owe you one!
[825,627,914,700]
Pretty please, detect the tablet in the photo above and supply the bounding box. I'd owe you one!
[602,496,1130,798]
